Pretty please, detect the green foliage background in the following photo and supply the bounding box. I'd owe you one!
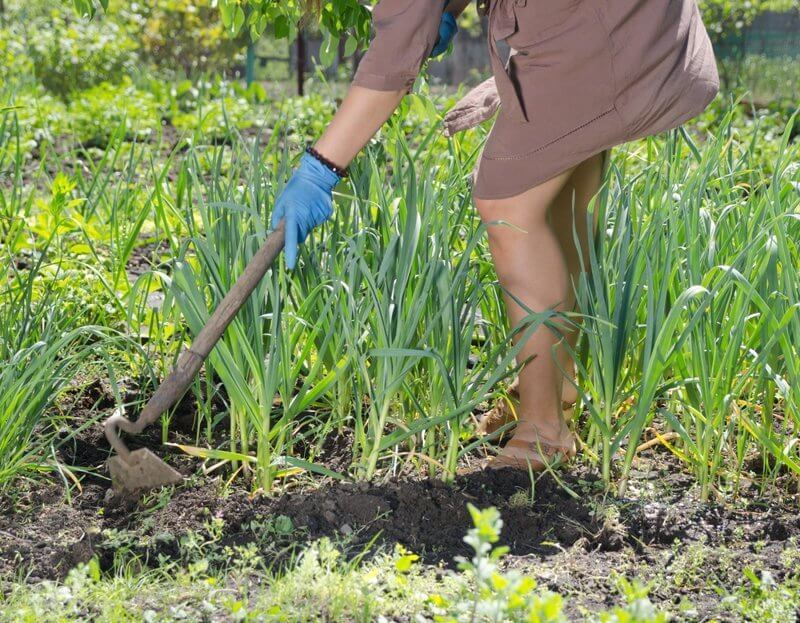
[152,0,800,52]
[24,0,795,102]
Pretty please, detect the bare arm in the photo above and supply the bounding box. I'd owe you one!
[313,0,470,170]
[313,87,407,171]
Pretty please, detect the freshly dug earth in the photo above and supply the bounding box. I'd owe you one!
[2,363,799,620]
[1,407,798,622]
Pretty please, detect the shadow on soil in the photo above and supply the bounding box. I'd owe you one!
[1,378,798,620]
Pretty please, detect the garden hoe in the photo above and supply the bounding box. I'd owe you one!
[104,220,286,494]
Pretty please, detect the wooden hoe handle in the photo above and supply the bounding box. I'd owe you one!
[105,220,286,461]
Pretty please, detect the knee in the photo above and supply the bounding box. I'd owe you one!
[474,196,503,225]
[477,223,525,287]
[474,197,528,266]
[474,197,512,251]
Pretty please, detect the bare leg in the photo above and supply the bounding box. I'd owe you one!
[475,168,578,446]
[547,149,608,408]
[474,150,607,458]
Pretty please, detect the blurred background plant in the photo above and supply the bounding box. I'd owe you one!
[122,0,248,77]
[7,3,140,97]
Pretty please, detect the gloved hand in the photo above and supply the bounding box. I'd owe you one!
[270,151,343,270]
[430,10,458,58]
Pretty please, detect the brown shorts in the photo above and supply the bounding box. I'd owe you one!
[353,0,720,201]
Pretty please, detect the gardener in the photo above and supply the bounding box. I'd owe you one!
[270,0,720,470]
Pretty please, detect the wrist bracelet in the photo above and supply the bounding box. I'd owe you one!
[305,143,349,179]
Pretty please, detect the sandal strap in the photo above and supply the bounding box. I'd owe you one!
[505,438,557,450]
[488,453,547,471]
[504,436,577,458]
[505,435,573,450]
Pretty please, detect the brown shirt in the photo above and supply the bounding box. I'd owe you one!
[351,0,446,93]
[351,0,719,200]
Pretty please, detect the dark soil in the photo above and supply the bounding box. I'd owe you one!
[2,414,799,622]
[1,377,799,621]
[125,239,173,281]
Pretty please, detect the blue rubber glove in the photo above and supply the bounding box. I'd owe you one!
[430,11,458,58]
[270,152,343,270]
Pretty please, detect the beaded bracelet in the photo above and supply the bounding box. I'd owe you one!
[305,143,349,179]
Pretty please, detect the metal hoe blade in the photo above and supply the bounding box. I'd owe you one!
[107,448,183,493]
[103,222,286,494]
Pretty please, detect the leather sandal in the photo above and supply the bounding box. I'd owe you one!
[476,378,578,437]
[486,431,579,471]
[475,388,520,438]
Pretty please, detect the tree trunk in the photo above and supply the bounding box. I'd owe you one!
[337,36,345,68]
[351,48,363,82]
[297,30,306,96]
